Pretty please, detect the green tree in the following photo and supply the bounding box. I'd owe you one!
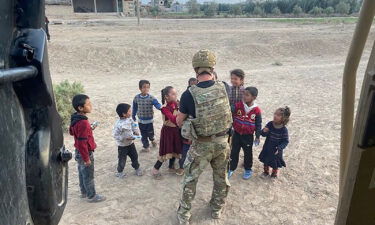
[204,2,218,17]
[150,6,161,17]
[347,0,361,14]
[335,2,350,14]
[309,6,323,15]
[244,1,256,14]
[263,0,277,14]
[229,4,242,16]
[323,6,334,15]
[218,3,231,13]
[293,5,303,16]
[271,7,281,15]
[186,0,200,15]
[253,5,264,16]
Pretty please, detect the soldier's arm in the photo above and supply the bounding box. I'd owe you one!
[177,112,188,127]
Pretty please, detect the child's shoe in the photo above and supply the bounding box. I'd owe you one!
[87,194,106,203]
[80,193,87,198]
[152,168,162,180]
[261,165,270,179]
[271,169,278,179]
[135,168,143,176]
[242,169,253,180]
[168,168,176,173]
[260,172,270,178]
[176,168,184,176]
[115,172,126,179]
[228,170,234,179]
[151,140,158,148]
[141,147,150,153]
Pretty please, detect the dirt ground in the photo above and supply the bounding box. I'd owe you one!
[46,5,375,225]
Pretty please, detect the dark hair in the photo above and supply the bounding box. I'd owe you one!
[245,86,258,97]
[72,94,89,112]
[139,80,150,89]
[161,86,174,104]
[277,106,291,126]
[116,103,131,117]
[188,77,198,86]
[230,69,245,80]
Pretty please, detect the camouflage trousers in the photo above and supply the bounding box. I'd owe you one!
[177,136,230,221]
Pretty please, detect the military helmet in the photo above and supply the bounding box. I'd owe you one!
[192,49,216,69]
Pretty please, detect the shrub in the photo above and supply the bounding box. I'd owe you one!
[187,0,200,15]
[253,6,264,16]
[271,7,281,15]
[244,2,256,14]
[229,4,242,16]
[335,2,350,15]
[293,5,303,16]
[54,80,85,131]
[309,6,322,15]
[204,2,218,17]
[150,6,161,17]
[323,6,334,16]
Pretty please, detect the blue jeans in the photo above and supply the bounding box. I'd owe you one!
[179,144,191,169]
[139,123,155,148]
[75,150,96,199]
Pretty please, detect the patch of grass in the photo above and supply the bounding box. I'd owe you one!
[54,80,85,131]
[261,17,360,24]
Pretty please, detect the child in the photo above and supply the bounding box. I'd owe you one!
[213,71,231,96]
[176,141,190,176]
[187,77,198,88]
[228,87,262,180]
[229,69,245,113]
[176,77,199,176]
[69,94,106,203]
[132,80,162,152]
[113,103,143,178]
[259,106,290,178]
[151,86,182,179]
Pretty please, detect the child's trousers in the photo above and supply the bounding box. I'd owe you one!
[117,143,140,173]
[230,131,254,171]
[75,150,96,199]
[139,122,155,148]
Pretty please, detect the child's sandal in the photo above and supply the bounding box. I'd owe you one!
[152,169,162,180]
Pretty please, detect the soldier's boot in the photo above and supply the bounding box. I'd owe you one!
[211,210,222,219]
[177,214,190,225]
[209,202,223,219]
[177,206,191,225]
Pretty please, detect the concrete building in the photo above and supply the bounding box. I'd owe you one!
[123,0,136,16]
[72,0,119,13]
[45,0,71,4]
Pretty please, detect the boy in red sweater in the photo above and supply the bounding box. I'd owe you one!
[228,87,262,180]
[69,94,106,203]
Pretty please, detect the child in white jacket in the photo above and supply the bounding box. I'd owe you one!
[113,103,143,178]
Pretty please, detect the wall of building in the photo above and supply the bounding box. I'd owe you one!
[45,0,71,5]
[72,0,95,12]
[72,0,118,13]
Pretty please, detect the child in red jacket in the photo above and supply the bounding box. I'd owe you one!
[228,87,262,180]
[69,94,106,203]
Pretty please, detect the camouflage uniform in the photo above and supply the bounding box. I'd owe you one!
[178,51,232,223]
[178,137,230,221]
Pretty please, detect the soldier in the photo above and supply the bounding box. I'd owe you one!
[176,49,233,224]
